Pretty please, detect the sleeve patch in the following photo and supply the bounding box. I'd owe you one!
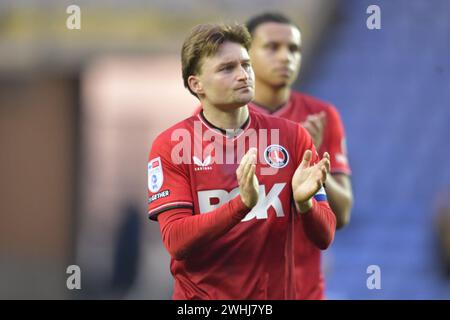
[148,157,164,192]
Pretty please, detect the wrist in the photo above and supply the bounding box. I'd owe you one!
[296,198,313,214]
[238,194,255,210]
[229,195,252,223]
[240,193,258,209]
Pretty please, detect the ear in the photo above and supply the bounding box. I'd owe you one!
[188,75,204,96]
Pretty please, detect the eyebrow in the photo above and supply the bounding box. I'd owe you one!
[265,40,299,46]
[216,58,251,68]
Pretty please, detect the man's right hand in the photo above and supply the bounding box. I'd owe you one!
[236,148,259,208]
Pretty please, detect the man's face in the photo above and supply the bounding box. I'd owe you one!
[249,22,302,88]
[191,41,255,109]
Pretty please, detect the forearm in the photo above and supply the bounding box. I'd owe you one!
[298,199,336,250]
[157,195,250,260]
[325,174,353,229]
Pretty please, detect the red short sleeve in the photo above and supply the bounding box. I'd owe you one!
[296,124,329,203]
[321,105,351,175]
[147,135,193,221]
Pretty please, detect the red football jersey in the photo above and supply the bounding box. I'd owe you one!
[147,109,331,299]
[249,92,351,299]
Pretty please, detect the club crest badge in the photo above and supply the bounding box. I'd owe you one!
[264,144,289,168]
[148,157,164,192]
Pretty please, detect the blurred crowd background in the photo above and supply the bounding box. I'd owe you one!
[1,0,450,299]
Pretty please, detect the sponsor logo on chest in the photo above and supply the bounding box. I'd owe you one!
[197,183,287,221]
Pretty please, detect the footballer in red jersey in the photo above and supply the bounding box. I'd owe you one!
[147,23,336,299]
[246,13,354,299]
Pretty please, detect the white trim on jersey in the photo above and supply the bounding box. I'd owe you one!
[148,201,193,216]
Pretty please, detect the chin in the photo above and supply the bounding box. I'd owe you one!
[269,76,294,88]
[270,81,290,90]
[236,94,254,105]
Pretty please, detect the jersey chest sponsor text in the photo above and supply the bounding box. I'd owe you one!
[197,183,287,221]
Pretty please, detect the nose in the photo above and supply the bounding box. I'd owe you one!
[277,46,292,63]
[237,64,251,81]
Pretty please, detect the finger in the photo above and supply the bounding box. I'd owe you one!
[316,157,330,175]
[241,148,256,165]
[241,149,257,183]
[247,147,257,158]
[312,165,326,185]
[240,159,254,189]
[303,149,312,162]
[324,159,330,174]
[239,148,258,182]
[312,161,325,176]
[236,160,243,179]
[245,163,256,186]
[250,152,257,165]
[321,165,328,183]
[241,147,256,166]
[325,158,331,173]
[322,152,331,173]
[243,154,254,179]
[236,152,250,179]
[299,150,312,170]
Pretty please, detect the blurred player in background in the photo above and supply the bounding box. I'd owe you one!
[147,23,336,299]
[246,12,354,299]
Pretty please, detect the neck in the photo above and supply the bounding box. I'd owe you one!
[202,102,249,132]
[254,79,291,111]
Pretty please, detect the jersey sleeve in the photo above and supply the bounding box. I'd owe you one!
[147,135,193,221]
[323,105,351,175]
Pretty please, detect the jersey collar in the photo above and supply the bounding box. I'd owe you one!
[197,109,252,141]
[249,93,293,117]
